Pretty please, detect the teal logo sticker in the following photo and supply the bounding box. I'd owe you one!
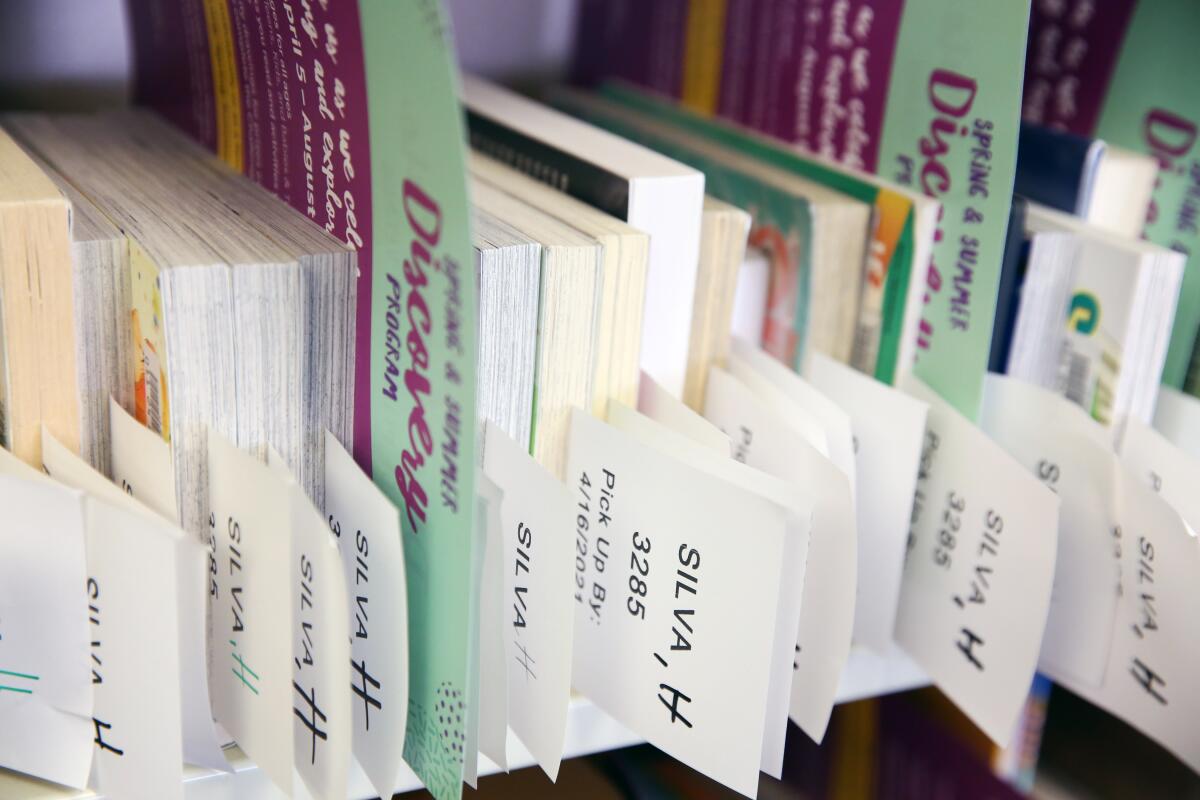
[1068,292,1100,335]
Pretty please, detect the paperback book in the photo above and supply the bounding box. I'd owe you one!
[127,2,479,796]
[1024,0,1200,392]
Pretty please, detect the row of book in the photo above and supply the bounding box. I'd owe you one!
[3,75,1199,799]
[575,0,1200,420]
[2,2,1200,799]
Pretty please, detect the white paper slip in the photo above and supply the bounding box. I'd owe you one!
[703,367,855,747]
[732,339,854,495]
[979,375,1118,688]
[110,395,178,523]
[896,375,1059,745]
[322,431,408,799]
[474,472,508,772]
[802,352,927,654]
[567,408,790,798]
[1070,473,1200,773]
[637,371,731,455]
[1121,418,1200,530]
[482,421,576,781]
[0,463,93,789]
[268,449,352,800]
[604,403,809,782]
[1153,386,1200,461]
[207,431,295,796]
[83,495,185,800]
[43,426,229,772]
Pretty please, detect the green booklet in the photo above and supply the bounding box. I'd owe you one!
[129,1,479,796]
[361,5,479,796]
[1025,0,1200,394]
[867,0,1030,418]
[593,82,928,386]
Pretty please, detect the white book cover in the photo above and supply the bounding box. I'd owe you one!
[462,76,705,397]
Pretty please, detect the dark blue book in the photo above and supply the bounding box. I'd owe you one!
[988,196,1031,374]
[1014,123,1103,217]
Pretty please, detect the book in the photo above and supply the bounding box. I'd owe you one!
[685,196,752,411]
[0,129,78,467]
[551,86,873,369]
[470,153,649,419]
[0,135,132,472]
[472,208,540,453]
[574,1,1032,418]
[461,75,705,399]
[471,181,601,480]
[4,110,357,527]
[1015,123,1157,238]
[588,83,941,386]
[1024,0,1200,392]
[1008,203,1185,425]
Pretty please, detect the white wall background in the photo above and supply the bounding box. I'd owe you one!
[0,0,131,108]
[0,0,579,108]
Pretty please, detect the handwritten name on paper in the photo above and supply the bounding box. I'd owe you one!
[896,376,1058,745]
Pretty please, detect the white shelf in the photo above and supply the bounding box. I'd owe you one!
[0,697,640,800]
[1,647,926,799]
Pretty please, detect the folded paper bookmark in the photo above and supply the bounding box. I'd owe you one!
[979,375,1119,688]
[106,409,229,772]
[896,375,1058,746]
[207,432,296,797]
[703,366,855,750]
[568,407,797,798]
[323,430,408,800]
[803,353,927,657]
[267,448,352,800]
[480,420,576,781]
[0,449,92,790]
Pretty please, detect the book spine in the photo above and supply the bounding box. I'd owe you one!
[1012,123,1097,216]
[680,0,729,115]
[777,0,906,170]
[465,110,632,220]
[1022,0,1139,134]
[646,0,690,97]
[741,0,777,133]
[127,0,219,153]
[716,0,755,124]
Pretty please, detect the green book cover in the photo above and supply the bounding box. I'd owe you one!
[871,0,1030,418]
[595,82,920,385]
[1025,0,1200,393]
[360,4,479,797]
[552,88,817,369]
